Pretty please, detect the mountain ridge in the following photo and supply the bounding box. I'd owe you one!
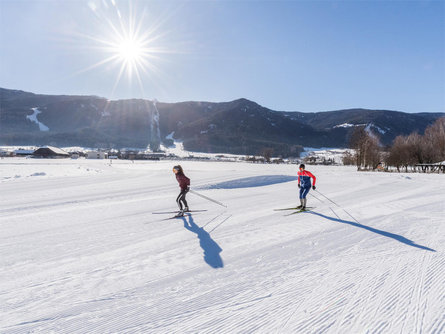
[1,88,443,157]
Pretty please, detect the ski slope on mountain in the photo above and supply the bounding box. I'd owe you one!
[1,159,444,333]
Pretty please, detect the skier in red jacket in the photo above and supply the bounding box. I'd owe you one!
[297,164,316,210]
[173,165,190,216]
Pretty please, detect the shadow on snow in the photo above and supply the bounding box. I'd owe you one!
[308,211,436,252]
[200,175,297,190]
[180,215,224,268]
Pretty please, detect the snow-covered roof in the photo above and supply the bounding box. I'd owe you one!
[14,149,34,154]
[35,146,69,155]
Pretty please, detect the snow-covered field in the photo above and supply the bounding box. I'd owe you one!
[1,158,444,333]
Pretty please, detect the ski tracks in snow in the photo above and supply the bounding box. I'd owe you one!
[1,162,444,333]
[271,181,443,333]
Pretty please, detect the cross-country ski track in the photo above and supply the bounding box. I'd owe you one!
[1,159,444,333]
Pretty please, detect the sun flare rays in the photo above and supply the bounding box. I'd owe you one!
[70,0,175,97]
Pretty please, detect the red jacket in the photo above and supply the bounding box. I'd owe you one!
[298,170,316,188]
[176,173,190,190]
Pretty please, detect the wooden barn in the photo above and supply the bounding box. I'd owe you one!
[33,146,70,158]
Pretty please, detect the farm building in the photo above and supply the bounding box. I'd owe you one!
[86,151,107,159]
[14,149,35,156]
[0,149,13,157]
[33,146,70,158]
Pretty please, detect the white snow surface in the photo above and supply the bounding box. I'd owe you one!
[165,132,175,141]
[333,123,356,128]
[333,123,387,135]
[26,108,50,131]
[160,140,244,160]
[365,123,385,139]
[1,159,444,333]
[151,101,161,145]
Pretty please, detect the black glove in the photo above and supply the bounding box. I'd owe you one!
[298,183,301,188]
[312,185,316,190]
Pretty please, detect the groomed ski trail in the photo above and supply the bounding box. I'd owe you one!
[1,160,443,333]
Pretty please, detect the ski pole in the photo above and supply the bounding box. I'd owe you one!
[309,191,324,203]
[189,189,227,208]
[314,189,340,207]
[315,190,360,224]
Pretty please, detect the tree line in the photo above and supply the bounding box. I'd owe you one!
[344,117,445,172]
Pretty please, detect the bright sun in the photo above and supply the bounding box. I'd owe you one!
[78,1,171,95]
[117,38,143,63]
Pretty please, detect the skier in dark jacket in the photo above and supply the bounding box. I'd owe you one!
[297,164,316,210]
[173,165,190,216]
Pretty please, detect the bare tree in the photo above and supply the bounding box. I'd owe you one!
[349,127,367,170]
[384,117,445,172]
[342,151,356,165]
[364,135,381,169]
[424,117,445,162]
[261,147,274,163]
[349,127,381,170]
[386,136,404,172]
[406,133,425,165]
[387,135,418,172]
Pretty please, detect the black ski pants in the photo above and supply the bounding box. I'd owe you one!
[176,188,189,210]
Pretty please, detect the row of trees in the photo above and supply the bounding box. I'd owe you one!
[346,117,445,172]
[387,118,445,171]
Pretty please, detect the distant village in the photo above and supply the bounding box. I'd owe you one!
[1,146,180,161]
[1,145,443,173]
[0,145,337,165]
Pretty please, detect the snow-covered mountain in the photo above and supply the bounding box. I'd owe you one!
[1,158,443,332]
[1,88,443,156]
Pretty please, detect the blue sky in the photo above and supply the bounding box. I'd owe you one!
[1,0,444,112]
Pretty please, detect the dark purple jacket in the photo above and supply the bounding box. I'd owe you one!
[176,173,190,190]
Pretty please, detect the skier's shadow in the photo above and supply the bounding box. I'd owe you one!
[180,215,224,268]
[308,211,436,252]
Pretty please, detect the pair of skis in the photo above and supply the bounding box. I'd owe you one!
[274,206,314,216]
[152,209,207,220]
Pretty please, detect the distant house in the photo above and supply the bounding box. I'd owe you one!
[137,152,165,160]
[118,151,165,160]
[0,149,13,157]
[14,149,35,156]
[33,146,70,158]
[86,151,107,159]
[120,150,138,160]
